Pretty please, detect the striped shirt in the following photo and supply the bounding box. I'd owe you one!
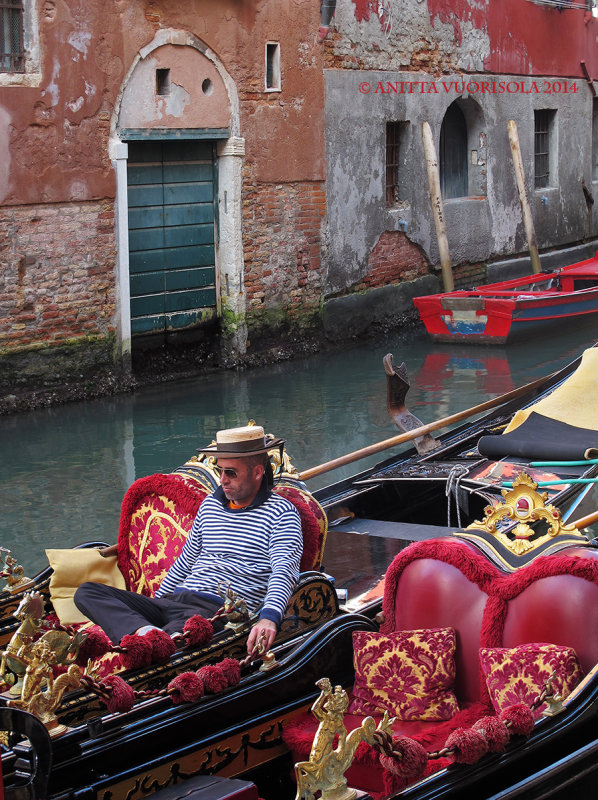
[156,483,303,625]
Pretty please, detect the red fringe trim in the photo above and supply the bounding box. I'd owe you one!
[274,486,322,571]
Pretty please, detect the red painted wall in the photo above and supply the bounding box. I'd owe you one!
[427,0,598,78]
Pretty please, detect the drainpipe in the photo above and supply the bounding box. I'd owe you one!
[318,0,337,41]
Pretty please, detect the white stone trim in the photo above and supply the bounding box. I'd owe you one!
[216,136,247,353]
[109,137,131,365]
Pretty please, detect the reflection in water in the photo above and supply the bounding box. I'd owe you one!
[1,321,597,575]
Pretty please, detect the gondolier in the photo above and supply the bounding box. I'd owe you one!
[74,425,303,653]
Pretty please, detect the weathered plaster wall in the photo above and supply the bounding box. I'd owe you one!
[329,0,598,79]
[325,68,594,294]
[119,43,230,130]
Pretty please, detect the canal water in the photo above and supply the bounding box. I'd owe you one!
[2,320,597,576]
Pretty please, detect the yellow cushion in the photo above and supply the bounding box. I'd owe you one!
[46,548,126,624]
[505,348,598,434]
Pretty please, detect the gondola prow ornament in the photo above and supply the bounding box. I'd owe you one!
[294,677,394,800]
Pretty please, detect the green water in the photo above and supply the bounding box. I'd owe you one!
[1,323,597,576]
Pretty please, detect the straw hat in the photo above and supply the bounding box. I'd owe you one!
[196,425,285,458]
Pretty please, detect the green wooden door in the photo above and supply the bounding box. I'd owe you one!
[127,140,217,336]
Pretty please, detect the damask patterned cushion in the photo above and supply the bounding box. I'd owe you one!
[117,474,207,596]
[479,643,582,717]
[348,628,460,720]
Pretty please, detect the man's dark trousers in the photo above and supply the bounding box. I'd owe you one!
[74,582,223,644]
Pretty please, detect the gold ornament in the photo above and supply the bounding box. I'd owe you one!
[295,677,394,800]
[467,472,581,556]
[0,548,34,594]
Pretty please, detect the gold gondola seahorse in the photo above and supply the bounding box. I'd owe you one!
[295,677,394,800]
[0,590,45,695]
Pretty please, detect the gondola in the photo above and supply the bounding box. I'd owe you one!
[3,346,598,800]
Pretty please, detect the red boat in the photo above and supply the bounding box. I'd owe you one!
[413,253,598,344]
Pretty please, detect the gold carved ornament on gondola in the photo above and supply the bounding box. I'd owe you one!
[465,472,582,556]
[294,678,394,800]
[0,591,90,736]
[0,547,34,594]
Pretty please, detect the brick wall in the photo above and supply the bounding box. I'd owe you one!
[0,201,116,353]
[452,261,486,289]
[354,230,430,290]
[241,179,326,328]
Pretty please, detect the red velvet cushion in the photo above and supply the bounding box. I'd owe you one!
[348,629,459,720]
[480,643,582,717]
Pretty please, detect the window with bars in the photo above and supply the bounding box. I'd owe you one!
[534,109,555,189]
[1,0,24,72]
[385,121,409,206]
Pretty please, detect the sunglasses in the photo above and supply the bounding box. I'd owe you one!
[214,466,238,479]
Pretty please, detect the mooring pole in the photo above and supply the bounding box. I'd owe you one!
[507,119,542,275]
[422,121,454,293]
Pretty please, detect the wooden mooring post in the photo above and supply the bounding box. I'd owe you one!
[422,121,454,293]
[507,119,542,275]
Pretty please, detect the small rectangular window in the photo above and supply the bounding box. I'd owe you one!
[1,0,25,73]
[156,68,170,96]
[386,121,409,206]
[265,42,280,92]
[534,109,556,189]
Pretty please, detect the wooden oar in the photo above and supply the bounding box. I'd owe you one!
[299,371,557,482]
[571,508,598,530]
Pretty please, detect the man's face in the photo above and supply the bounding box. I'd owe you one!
[216,457,263,505]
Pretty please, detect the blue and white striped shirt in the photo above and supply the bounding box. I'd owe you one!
[156,483,303,626]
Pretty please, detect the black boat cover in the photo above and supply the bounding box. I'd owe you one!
[478,411,598,462]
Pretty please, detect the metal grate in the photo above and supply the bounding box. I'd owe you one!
[385,121,408,205]
[0,0,24,72]
[534,109,554,189]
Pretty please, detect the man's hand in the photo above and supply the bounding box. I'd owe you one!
[247,619,277,654]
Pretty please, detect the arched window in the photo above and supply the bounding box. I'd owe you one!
[440,102,468,199]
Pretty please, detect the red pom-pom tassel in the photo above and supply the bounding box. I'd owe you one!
[380,735,428,780]
[144,629,177,664]
[500,703,535,737]
[183,615,214,647]
[76,627,113,665]
[218,658,241,687]
[196,664,228,694]
[102,675,136,714]
[472,716,510,753]
[168,672,205,704]
[445,727,489,765]
[120,633,153,670]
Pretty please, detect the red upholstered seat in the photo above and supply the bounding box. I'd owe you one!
[283,537,598,798]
